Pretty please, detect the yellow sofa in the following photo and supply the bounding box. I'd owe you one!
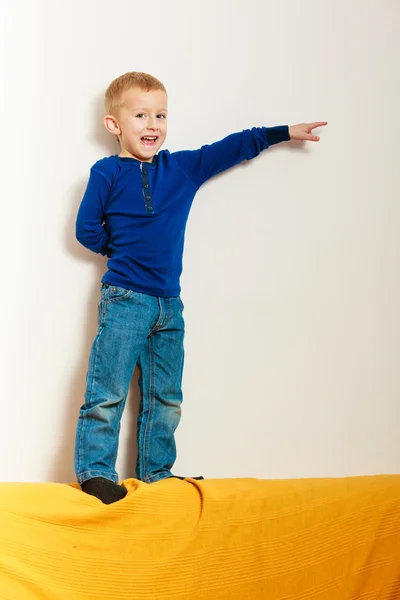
[1,475,399,599]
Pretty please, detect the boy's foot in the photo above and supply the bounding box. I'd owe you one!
[81,477,127,504]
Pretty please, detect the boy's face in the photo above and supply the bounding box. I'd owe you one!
[105,87,168,162]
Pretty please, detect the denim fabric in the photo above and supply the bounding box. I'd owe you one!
[74,284,184,484]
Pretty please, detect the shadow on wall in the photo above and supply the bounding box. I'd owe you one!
[50,96,142,484]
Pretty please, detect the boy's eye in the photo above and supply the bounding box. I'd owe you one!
[157,114,166,119]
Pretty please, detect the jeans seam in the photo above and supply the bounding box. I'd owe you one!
[110,394,127,469]
[76,325,105,477]
[141,336,155,478]
[149,297,163,335]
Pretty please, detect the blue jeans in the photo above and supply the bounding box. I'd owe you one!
[74,284,185,484]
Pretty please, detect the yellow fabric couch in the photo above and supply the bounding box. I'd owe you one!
[1,475,400,599]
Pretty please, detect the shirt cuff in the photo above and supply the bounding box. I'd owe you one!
[265,125,290,146]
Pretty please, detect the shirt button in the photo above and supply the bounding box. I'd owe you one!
[146,195,151,200]
[148,206,154,211]
[142,170,147,176]
[144,184,149,189]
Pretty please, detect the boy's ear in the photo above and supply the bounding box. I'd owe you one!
[104,115,121,137]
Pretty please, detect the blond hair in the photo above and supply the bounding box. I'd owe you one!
[105,71,167,115]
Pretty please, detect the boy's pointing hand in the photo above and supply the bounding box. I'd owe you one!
[289,122,328,142]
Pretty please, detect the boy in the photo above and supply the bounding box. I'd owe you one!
[74,71,327,504]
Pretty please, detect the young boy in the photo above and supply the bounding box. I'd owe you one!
[74,71,327,504]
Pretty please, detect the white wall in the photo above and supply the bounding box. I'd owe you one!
[0,0,399,483]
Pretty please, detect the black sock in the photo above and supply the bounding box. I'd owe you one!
[81,477,127,504]
[172,476,204,480]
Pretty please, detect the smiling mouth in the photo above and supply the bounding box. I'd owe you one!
[141,136,158,146]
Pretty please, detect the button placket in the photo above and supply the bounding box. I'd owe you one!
[140,164,154,213]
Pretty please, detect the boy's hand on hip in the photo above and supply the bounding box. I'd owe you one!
[289,122,328,142]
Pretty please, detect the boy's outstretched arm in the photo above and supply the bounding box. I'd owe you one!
[76,168,111,256]
[172,122,327,189]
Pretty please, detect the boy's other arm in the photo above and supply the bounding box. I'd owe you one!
[76,168,110,255]
[173,122,327,188]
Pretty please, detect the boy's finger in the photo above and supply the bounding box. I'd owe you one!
[310,121,328,130]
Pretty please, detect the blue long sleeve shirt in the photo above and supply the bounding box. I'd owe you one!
[76,125,290,297]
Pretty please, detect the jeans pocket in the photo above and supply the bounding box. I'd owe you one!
[108,285,134,302]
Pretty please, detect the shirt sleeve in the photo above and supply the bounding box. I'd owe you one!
[172,125,290,188]
[76,168,111,255]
